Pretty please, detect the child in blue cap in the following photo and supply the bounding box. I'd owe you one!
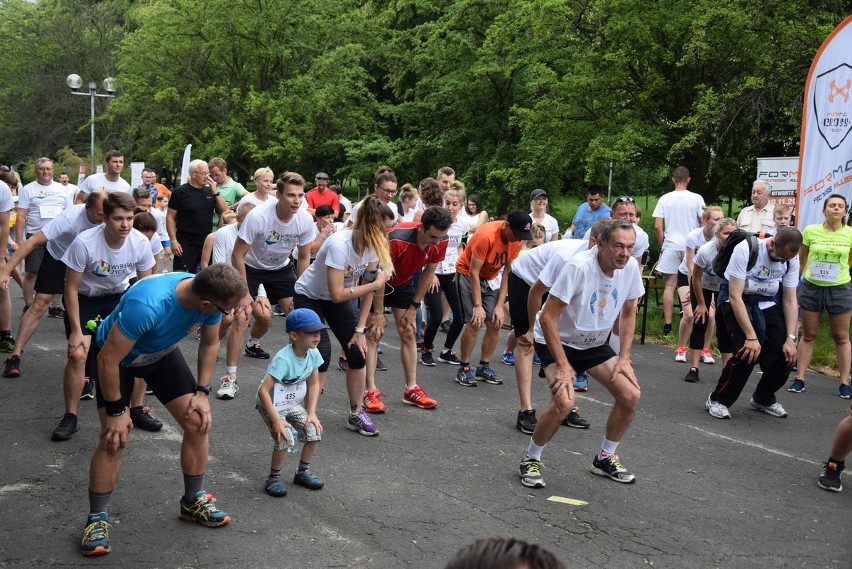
[256,308,327,496]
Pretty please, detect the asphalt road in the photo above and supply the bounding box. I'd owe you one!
[1,300,850,568]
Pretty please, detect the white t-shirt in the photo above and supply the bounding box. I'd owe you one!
[149,233,164,256]
[42,204,101,259]
[724,238,799,308]
[239,192,278,209]
[78,173,132,196]
[693,239,723,291]
[436,218,470,275]
[238,207,315,270]
[512,239,588,287]
[678,227,712,275]
[60,183,79,201]
[652,190,705,251]
[533,247,644,349]
[531,213,560,239]
[348,198,399,226]
[212,223,238,265]
[62,226,156,297]
[18,181,73,234]
[0,181,14,213]
[294,230,379,301]
[151,208,168,241]
[581,223,648,260]
[338,195,352,217]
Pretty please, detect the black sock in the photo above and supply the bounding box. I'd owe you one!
[479,360,489,367]
[0,331,10,340]
[182,473,205,502]
[460,361,470,369]
[829,457,845,469]
[88,489,112,515]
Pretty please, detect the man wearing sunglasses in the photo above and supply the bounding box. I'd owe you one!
[305,172,339,219]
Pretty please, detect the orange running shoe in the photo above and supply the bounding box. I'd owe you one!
[402,385,438,409]
[363,389,386,413]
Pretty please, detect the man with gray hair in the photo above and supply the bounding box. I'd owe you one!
[167,159,228,272]
[736,180,775,232]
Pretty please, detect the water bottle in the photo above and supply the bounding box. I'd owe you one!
[286,425,300,453]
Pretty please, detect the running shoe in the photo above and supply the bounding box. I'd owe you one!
[437,350,460,365]
[244,343,270,359]
[130,406,163,432]
[563,407,590,429]
[749,398,787,418]
[338,357,348,373]
[179,491,231,527]
[80,512,111,556]
[455,366,476,387]
[818,460,844,492]
[48,306,65,319]
[264,476,287,497]
[375,356,387,371]
[419,351,436,366]
[684,367,699,383]
[0,337,14,353]
[475,365,502,385]
[591,454,636,484]
[662,323,672,335]
[573,372,588,392]
[674,346,687,362]
[272,304,286,317]
[293,470,324,490]
[362,389,386,413]
[519,459,545,488]
[700,349,715,364]
[216,376,239,399]
[347,410,379,436]
[705,394,731,419]
[403,385,438,409]
[516,409,537,434]
[501,351,515,366]
[52,412,78,441]
[439,320,451,333]
[787,378,805,393]
[533,353,541,365]
[80,377,96,400]
[840,384,852,400]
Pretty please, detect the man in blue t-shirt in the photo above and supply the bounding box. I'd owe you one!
[78,264,248,557]
[568,186,611,239]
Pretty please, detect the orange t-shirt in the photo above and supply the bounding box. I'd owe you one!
[455,220,522,280]
[154,183,171,197]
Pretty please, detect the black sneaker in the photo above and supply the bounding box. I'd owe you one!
[80,377,95,400]
[684,367,700,383]
[52,413,78,441]
[437,350,460,364]
[563,408,590,429]
[419,351,436,366]
[591,454,636,483]
[131,406,163,432]
[376,357,387,371]
[244,343,270,359]
[439,320,451,333]
[3,354,20,377]
[338,357,348,373]
[48,306,65,319]
[818,460,844,492]
[662,323,672,335]
[516,409,537,434]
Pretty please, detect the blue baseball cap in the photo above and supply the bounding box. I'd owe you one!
[285,308,328,333]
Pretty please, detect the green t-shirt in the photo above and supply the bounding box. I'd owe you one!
[212,178,247,231]
[802,223,852,287]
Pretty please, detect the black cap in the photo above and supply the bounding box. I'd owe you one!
[506,210,534,240]
[529,188,547,201]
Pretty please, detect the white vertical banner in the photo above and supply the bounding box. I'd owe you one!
[130,162,145,189]
[797,16,852,228]
[180,144,192,185]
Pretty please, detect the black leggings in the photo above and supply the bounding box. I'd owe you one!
[293,293,365,372]
[423,273,464,352]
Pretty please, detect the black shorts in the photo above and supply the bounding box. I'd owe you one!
[34,251,66,295]
[508,272,532,336]
[383,280,415,310]
[24,234,46,274]
[92,346,196,409]
[63,292,123,338]
[172,237,204,273]
[534,341,615,375]
[677,271,689,289]
[246,263,296,304]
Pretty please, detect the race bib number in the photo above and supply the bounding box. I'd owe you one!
[745,279,779,297]
[810,261,840,283]
[273,381,306,413]
[567,328,609,349]
[128,345,177,367]
[701,274,721,292]
[485,276,501,291]
[39,205,62,219]
[261,254,289,266]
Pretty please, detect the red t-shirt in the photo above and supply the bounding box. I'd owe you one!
[387,222,448,287]
[455,220,522,280]
[305,188,340,213]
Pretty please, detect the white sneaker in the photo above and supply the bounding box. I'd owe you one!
[675,347,687,362]
[700,349,716,364]
[749,398,787,418]
[216,376,239,400]
[705,394,731,419]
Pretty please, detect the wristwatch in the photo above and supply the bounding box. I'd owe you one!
[196,384,212,395]
[787,334,797,341]
[410,300,421,309]
[213,192,221,198]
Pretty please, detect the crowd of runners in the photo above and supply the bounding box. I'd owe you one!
[0,157,849,557]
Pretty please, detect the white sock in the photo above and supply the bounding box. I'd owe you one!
[247,337,260,347]
[598,437,619,459]
[525,440,546,461]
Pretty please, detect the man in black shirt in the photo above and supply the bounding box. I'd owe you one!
[167,159,228,272]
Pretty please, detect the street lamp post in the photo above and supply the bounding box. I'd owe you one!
[66,74,116,171]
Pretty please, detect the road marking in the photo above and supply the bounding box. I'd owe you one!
[547,496,588,506]
[0,482,33,494]
[379,341,400,351]
[684,425,820,465]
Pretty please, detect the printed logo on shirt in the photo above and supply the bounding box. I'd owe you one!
[344,262,368,278]
[92,260,136,278]
[265,230,281,245]
[589,286,618,320]
[754,264,786,281]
